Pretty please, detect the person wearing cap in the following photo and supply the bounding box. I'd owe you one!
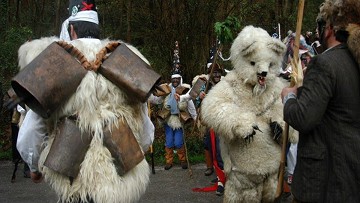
[180,46,224,179]
[188,61,226,196]
[16,0,155,202]
[149,71,197,170]
[281,0,360,202]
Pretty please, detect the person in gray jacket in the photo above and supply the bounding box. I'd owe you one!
[281,0,360,202]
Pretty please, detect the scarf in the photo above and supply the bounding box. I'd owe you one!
[166,87,179,115]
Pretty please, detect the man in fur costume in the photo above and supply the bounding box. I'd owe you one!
[200,25,288,203]
[149,71,197,170]
[281,0,360,202]
[16,0,155,202]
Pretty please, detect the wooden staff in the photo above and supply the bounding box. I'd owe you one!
[204,43,221,93]
[191,42,221,133]
[275,0,305,200]
[148,101,155,174]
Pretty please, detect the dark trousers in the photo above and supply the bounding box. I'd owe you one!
[11,123,30,174]
[204,129,223,169]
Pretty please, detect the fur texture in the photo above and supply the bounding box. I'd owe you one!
[163,83,191,129]
[347,23,360,66]
[317,0,360,66]
[318,0,360,32]
[18,37,151,203]
[200,25,287,203]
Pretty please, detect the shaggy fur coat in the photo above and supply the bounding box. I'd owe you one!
[200,26,288,203]
[18,37,152,203]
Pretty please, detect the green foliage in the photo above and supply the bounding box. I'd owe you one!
[0,27,31,148]
[0,150,12,160]
[0,27,33,89]
[145,122,205,166]
[214,16,241,44]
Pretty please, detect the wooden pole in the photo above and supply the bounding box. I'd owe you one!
[148,101,155,174]
[191,42,221,134]
[275,0,305,200]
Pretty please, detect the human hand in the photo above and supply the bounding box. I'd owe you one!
[281,86,297,102]
[174,93,180,101]
[30,171,43,183]
[199,91,206,100]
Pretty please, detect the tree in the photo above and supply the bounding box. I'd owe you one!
[0,0,325,85]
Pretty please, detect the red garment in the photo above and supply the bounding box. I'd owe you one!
[192,128,225,192]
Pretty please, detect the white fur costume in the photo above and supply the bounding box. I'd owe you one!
[200,26,287,202]
[17,37,153,203]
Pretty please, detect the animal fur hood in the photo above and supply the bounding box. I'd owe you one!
[317,0,360,65]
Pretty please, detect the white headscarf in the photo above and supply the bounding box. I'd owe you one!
[59,10,99,41]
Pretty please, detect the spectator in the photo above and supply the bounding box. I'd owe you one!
[304,31,313,45]
[149,71,197,170]
[281,0,360,202]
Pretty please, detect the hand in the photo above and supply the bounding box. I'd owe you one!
[30,171,43,183]
[281,86,297,102]
[270,121,283,141]
[244,130,256,143]
[199,91,206,100]
[174,93,180,101]
[243,125,262,143]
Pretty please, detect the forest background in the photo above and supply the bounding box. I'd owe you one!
[0,0,323,162]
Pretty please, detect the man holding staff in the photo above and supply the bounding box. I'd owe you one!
[281,0,360,202]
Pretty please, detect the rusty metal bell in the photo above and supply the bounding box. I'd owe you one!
[99,44,161,103]
[103,118,144,176]
[188,77,207,100]
[44,117,92,179]
[11,42,87,118]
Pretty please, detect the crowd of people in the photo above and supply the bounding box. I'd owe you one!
[1,0,359,202]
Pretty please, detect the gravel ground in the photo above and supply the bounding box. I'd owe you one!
[0,160,293,203]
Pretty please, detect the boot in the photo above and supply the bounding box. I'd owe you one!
[204,150,214,176]
[164,147,173,170]
[177,146,188,169]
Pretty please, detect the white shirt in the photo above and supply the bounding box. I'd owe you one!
[17,110,47,172]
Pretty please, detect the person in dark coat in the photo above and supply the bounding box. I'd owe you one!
[281,0,360,202]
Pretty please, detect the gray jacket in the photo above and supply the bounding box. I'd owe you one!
[284,44,360,202]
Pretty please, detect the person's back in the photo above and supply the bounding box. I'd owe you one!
[288,43,360,202]
[321,44,360,202]
[16,0,155,202]
[281,0,360,202]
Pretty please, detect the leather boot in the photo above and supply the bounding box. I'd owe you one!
[204,149,214,176]
[177,146,188,169]
[164,147,173,170]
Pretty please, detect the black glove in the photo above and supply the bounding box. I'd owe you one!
[244,130,255,143]
[270,121,283,141]
[244,125,262,143]
[3,94,23,112]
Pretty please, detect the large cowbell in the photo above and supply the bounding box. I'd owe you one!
[99,44,161,103]
[11,42,87,118]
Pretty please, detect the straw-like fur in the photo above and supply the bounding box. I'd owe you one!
[162,83,191,129]
[18,37,151,203]
[347,23,360,66]
[200,25,289,203]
